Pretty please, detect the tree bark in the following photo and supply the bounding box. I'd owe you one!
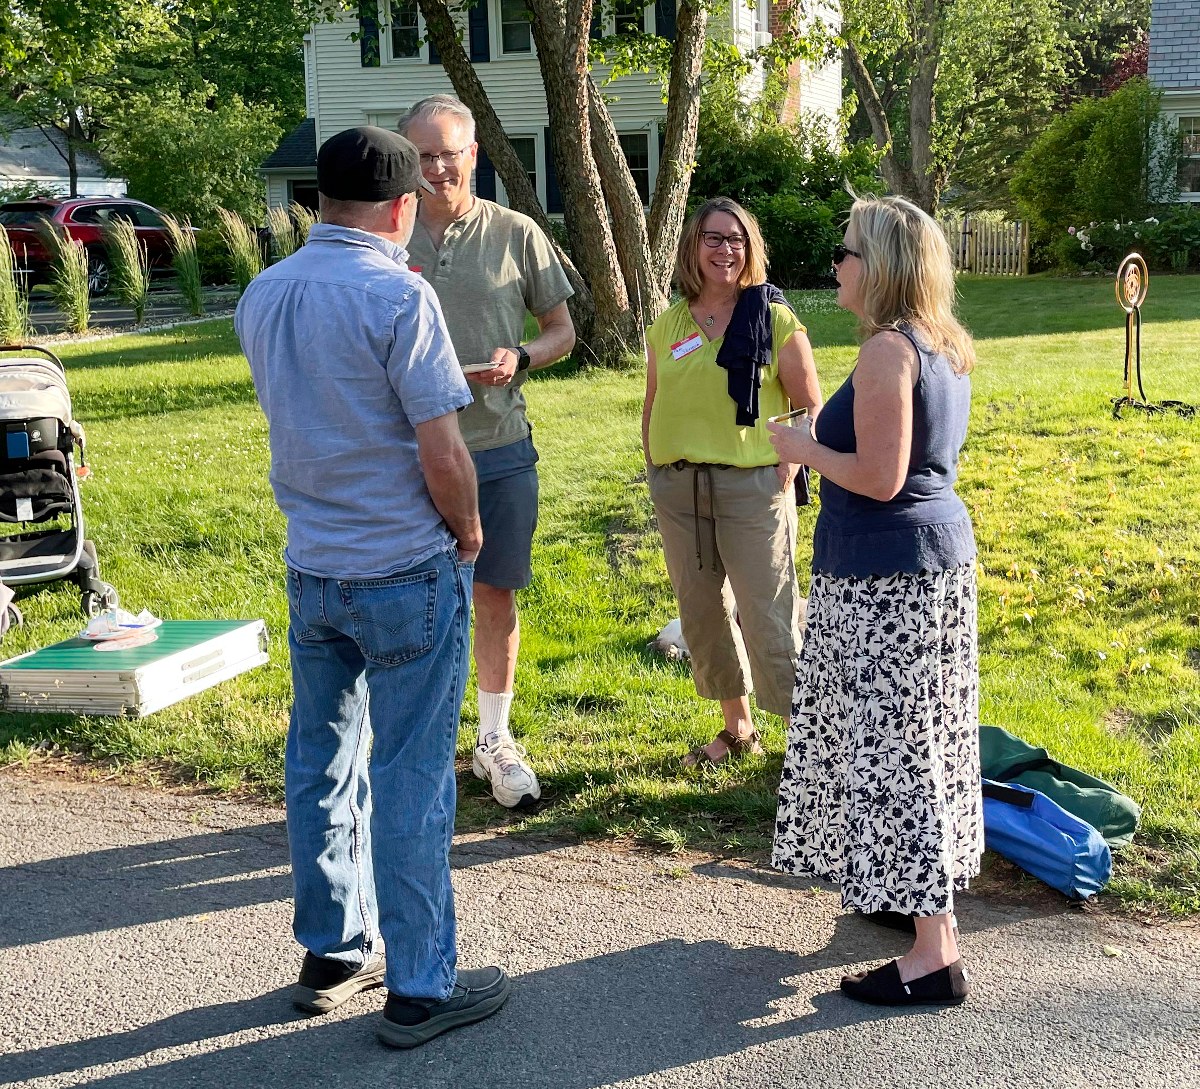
[415,0,595,330]
[906,0,945,213]
[646,0,706,299]
[528,0,639,365]
[585,75,658,324]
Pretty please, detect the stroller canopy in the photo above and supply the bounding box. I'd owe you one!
[0,356,72,426]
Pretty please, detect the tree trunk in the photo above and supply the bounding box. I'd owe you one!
[586,76,658,326]
[528,0,639,366]
[646,0,706,300]
[415,0,595,335]
[906,0,945,213]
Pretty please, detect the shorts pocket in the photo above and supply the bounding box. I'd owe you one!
[341,570,437,666]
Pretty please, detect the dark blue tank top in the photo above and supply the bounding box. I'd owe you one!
[812,325,975,578]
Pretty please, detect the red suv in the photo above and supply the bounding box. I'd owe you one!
[0,197,176,295]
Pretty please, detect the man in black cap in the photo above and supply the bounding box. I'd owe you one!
[236,126,511,1049]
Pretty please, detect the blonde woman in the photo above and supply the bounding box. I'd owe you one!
[643,197,822,765]
[769,195,982,1006]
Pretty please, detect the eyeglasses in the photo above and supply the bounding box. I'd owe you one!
[419,145,473,169]
[700,231,747,251]
[832,243,861,264]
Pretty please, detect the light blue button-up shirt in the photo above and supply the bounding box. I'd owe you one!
[236,223,473,579]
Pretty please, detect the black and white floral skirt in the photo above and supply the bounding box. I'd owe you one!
[772,564,984,915]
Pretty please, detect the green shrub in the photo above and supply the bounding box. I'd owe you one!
[743,192,840,289]
[1045,207,1200,274]
[1012,79,1177,255]
[194,227,232,286]
[690,109,880,287]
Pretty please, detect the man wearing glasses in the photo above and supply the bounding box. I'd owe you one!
[400,95,575,810]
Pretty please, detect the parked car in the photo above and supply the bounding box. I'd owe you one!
[0,197,178,295]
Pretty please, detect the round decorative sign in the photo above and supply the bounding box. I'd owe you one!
[1115,253,1148,313]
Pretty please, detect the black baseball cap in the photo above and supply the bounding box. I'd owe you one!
[316,126,435,201]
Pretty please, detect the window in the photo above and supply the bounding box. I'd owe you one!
[510,136,538,194]
[131,205,165,229]
[755,0,770,34]
[500,0,532,54]
[389,0,421,59]
[1180,116,1200,195]
[619,133,650,205]
[615,0,646,35]
[289,182,320,215]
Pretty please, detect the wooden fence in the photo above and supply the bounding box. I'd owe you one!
[938,216,1030,276]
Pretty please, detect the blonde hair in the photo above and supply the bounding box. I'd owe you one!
[847,195,975,375]
[675,198,768,301]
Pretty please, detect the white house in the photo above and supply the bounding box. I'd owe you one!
[261,1,841,213]
[0,123,127,198]
[1149,0,1200,201]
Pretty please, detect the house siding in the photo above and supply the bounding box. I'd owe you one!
[309,14,668,148]
[266,4,843,211]
[1149,0,1200,200]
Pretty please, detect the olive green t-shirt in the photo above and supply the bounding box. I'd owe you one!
[647,299,806,468]
[407,199,573,452]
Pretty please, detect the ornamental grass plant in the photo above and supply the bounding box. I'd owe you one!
[164,215,204,317]
[265,205,298,262]
[0,226,30,344]
[216,208,262,295]
[46,229,90,334]
[289,201,318,246]
[105,217,151,323]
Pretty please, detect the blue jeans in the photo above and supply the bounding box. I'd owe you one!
[284,549,471,1000]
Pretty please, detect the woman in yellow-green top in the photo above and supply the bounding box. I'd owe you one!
[642,197,822,766]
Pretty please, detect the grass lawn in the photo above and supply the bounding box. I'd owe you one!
[1,274,1198,913]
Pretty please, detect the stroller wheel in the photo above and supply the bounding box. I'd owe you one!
[80,590,102,618]
[100,583,119,609]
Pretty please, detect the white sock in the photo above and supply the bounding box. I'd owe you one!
[477,690,514,747]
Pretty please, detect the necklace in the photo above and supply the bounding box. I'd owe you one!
[704,315,715,328]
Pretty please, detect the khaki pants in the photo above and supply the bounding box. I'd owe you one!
[648,462,801,718]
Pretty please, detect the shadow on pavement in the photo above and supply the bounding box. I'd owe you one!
[2,938,907,1089]
[0,823,569,950]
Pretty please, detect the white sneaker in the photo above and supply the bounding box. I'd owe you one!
[472,738,541,809]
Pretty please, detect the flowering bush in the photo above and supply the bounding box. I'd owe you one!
[1052,208,1200,273]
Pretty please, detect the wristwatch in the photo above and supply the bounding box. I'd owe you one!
[513,345,531,372]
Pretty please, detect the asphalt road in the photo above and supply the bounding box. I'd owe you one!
[1,773,1197,1089]
[26,287,239,337]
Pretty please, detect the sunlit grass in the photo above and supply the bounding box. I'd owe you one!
[0,275,1198,911]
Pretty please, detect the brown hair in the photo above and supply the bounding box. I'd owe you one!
[674,197,768,300]
[847,195,975,374]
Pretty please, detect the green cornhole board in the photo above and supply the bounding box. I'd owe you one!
[0,620,269,717]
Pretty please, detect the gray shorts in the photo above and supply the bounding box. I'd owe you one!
[474,467,539,590]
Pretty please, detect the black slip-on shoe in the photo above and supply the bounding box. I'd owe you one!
[377,967,511,1049]
[840,958,970,1007]
[293,952,386,1014]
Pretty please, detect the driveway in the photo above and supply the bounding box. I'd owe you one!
[26,286,240,337]
[1,773,1196,1089]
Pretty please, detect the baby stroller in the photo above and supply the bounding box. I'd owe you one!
[0,344,117,616]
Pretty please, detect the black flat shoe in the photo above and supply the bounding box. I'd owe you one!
[840,958,970,1007]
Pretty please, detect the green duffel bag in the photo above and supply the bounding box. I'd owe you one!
[979,725,1141,849]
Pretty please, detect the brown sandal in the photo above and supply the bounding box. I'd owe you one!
[683,728,764,767]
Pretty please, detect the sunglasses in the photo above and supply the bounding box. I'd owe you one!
[832,243,861,264]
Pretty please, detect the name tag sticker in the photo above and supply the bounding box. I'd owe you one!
[670,333,704,360]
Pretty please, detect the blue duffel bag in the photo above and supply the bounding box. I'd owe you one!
[981,779,1112,900]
